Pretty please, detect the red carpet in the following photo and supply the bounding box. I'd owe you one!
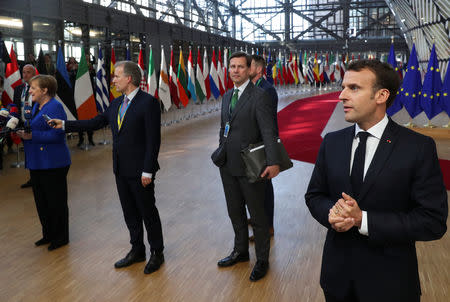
[278,92,450,190]
[278,92,340,164]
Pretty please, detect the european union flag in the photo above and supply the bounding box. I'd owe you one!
[420,44,443,120]
[386,43,403,116]
[266,49,274,85]
[398,44,422,118]
[441,60,450,116]
[126,45,131,61]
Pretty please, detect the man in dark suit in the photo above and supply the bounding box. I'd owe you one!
[50,61,164,274]
[305,59,448,302]
[248,54,279,240]
[13,64,36,188]
[214,52,280,282]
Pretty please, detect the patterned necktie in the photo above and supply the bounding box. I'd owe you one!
[351,132,370,199]
[120,96,129,118]
[230,89,239,112]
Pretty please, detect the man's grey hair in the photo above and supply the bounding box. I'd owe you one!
[115,61,141,87]
[23,64,37,73]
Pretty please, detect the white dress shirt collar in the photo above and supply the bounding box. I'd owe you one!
[125,87,140,102]
[354,114,389,139]
[234,79,250,100]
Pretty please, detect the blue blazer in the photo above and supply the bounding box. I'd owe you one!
[23,98,71,170]
[65,89,161,178]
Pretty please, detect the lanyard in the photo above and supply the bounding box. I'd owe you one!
[117,100,131,129]
[255,78,262,87]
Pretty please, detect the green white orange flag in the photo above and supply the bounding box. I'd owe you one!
[75,46,97,120]
[158,46,171,111]
[147,46,158,98]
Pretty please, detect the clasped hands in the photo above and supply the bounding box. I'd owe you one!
[328,192,363,232]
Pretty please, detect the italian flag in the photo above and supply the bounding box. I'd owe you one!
[147,46,158,97]
[75,47,97,120]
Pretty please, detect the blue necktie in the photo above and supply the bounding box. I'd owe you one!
[120,96,129,118]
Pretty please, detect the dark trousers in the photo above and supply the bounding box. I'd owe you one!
[265,180,274,227]
[115,175,164,253]
[220,166,270,261]
[324,284,420,302]
[30,166,70,244]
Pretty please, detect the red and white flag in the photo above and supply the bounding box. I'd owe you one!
[169,46,180,108]
[1,45,21,106]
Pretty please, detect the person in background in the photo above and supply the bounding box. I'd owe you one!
[44,54,55,76]
[214,52,280,282]
[13,64,36,188]
[17,74,71,251]
[248,54,279,241]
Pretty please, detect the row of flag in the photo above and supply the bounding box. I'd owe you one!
[386,43,450,121]
[262,50,350,87]
[1,38,448,122]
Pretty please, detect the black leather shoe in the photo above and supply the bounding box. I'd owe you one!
[35,238,51,246]
[20,179,32,188]
[249,260,269,281]
[144,251,164,274]
[217,250,250,267]
[114,250,146,268]
[48,241,69,251]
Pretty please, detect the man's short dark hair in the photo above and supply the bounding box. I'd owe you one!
[229,51,251,67]
[347,59,400,108]
[251,54,266,68]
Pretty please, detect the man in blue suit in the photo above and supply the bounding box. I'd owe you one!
[51,61,164,274]
[305,60,447,301]
[248,54,278,239]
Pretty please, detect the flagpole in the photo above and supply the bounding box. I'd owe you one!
[98,42,110,145]
[78,40,91,151]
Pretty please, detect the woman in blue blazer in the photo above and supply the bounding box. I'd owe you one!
[17,75,71,251]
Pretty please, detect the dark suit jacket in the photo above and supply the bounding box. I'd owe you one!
[305,119,448,301]
[257,77,279,134]
[219,81,279,176]
[65,89,161,178]
[13,83,26,119]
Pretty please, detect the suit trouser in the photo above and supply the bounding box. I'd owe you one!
[115,175,164,253]
[30,166,70,244]
[220,166,270,261]
[264,180,274,227]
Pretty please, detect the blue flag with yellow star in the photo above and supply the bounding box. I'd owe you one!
[266,49,274,85]
[441,61,450,116]
[386,43,403,116]
[397,44,422,118]
[420,44,443,120]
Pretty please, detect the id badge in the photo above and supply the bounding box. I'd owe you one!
[224,122,230,137]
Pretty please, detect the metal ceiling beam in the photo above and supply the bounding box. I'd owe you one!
[159,0,183,26]
[217,0,282,41]
[292,5,343,40]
